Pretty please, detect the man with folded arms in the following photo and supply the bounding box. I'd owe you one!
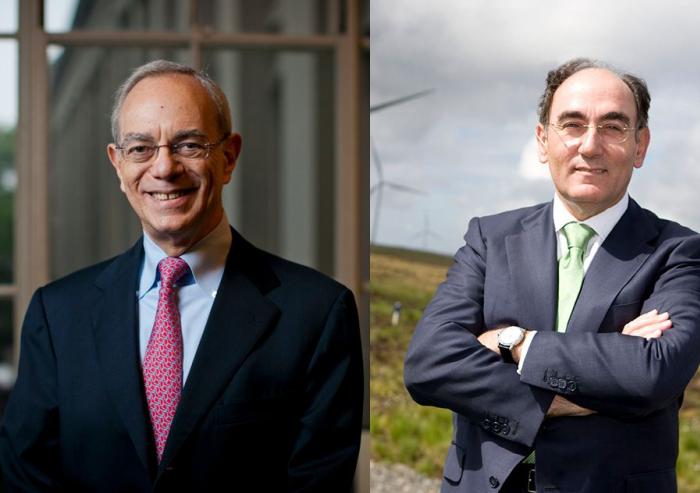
[405,58,700,492]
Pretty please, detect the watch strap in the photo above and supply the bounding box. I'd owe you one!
[499,345,516,364]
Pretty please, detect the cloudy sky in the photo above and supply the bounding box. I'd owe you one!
[371,0,700,255]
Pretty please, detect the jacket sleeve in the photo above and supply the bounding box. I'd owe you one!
[0,289,64,492]
[287,288,364,492]
[404,217,554,449]
[520,233,700,417]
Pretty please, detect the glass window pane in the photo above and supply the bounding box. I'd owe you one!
[0,40,16,284]
[202,49,336,276]
[45,0,189,33]
[0,0,17,33]
[48,47,190,280]
[197,0,339,35]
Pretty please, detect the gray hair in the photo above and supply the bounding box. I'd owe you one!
[538,58,651,130]
[110,60,232,142]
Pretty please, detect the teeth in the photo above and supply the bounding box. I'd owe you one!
[152,191,186,200]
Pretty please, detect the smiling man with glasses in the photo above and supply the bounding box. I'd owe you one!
[405,58,700,492]
[0,60,363,492]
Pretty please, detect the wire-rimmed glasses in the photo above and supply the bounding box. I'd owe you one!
[115,135,229,164]
[549,122,635,145]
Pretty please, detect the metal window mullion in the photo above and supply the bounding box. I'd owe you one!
[0,286,18,297]
[15,0,49,363]
[334,0,361,295]
[47,30,338,50]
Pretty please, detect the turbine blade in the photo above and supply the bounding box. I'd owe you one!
[370,89,434,113]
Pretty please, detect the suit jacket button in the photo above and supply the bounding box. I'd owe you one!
[558,378,567,390]
[568,380,577,392]
[489,476,500,488]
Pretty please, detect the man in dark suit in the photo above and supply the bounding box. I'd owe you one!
[405,58,700,492]
[0,60,363,492]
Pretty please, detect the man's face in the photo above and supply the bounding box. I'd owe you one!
[108,74,241,251]
[535,68,650,220]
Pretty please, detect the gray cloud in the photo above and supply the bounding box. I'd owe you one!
[371,0,700,254]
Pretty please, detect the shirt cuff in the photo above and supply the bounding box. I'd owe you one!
[516,331,537,375]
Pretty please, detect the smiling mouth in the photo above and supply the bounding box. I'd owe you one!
[149,191,192,201]
[575,168,606,175]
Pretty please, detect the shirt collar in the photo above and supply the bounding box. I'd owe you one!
[552,192,629,243]
[138,214,232,299]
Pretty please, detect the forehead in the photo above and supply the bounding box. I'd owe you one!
[119,74,218,137]
[550,68,637,121]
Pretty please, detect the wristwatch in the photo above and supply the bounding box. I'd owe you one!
[497,326,526,364]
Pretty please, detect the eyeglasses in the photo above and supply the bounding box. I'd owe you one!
[549,122,635,145]
[115,135,228,164]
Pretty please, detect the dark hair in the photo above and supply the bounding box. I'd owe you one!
[537,58,650,129]
[111,60,231,142]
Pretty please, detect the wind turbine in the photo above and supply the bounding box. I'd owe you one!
[370,89,433,245]
[411,212,443,251]
[370,138,423,244]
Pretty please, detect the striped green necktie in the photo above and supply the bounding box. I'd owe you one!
[556,222,596,333]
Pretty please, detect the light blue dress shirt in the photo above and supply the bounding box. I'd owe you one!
[138,216,232,384]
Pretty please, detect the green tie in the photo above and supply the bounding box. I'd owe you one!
[522,223,596,465]
[556,222,596,333]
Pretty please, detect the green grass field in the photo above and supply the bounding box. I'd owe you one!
[370,245,700,491]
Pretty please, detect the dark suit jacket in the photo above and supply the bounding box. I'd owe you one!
[405,199,700,493]
[0,229,363,492]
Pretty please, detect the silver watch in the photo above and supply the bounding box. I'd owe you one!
[497,326,525,364]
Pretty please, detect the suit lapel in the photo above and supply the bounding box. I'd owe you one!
[505,203,558,332]
[159,230,281,472]
[91,241,153,475]
[567,199,658,334]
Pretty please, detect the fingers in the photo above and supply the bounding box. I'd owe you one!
[622,309,665,331]
[629,320,672,339]
[622,309,672,339]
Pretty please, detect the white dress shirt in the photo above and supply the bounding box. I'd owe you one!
[517,193,629,373]
[138,216,231,384]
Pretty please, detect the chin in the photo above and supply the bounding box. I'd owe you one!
[146,217,192,237]
[565,185,608,203]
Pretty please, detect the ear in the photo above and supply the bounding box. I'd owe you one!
[633,127,650,169]
[107,143,126,193]
[222,133,242,183]
[535,123,549,164]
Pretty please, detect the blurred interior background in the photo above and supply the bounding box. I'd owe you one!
[0,1,369,491]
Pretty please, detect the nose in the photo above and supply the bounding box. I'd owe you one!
[149,145,183,179]
[576,126,604,157]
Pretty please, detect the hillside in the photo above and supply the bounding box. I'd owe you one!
[370,246,700,491]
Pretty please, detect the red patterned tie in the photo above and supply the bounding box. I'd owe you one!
[143,256,189,462]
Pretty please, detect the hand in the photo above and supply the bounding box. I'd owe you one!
[546,395,596,418]
[477,327,529,364]
[477,329,501,354]
[622,309,671,340]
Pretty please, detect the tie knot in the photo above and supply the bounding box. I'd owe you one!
[158,257,189,287]
[562,222,596,251]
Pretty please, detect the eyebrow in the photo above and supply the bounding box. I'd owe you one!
[172,129,209,141]
[120,133,154,145]
[119,129,209,145]
[556,110,632,126]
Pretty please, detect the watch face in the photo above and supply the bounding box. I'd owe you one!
[499,327,523,346]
